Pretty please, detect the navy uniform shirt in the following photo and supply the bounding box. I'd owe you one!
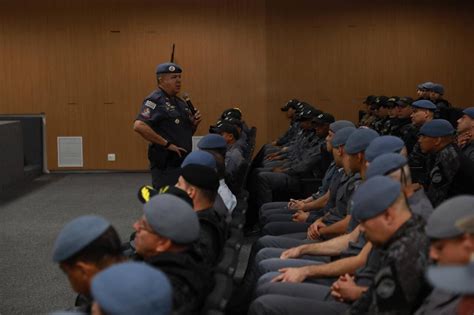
[136,88,194,167]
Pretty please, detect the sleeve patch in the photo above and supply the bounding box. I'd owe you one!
[144,100,157,110]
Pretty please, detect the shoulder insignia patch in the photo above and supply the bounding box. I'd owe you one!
[141,107,151,118]
[144,100,156,110]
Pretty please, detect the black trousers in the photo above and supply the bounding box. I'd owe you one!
[151,166,181,189]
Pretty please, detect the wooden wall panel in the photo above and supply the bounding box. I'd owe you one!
[265,0,474,140]
[0,0,473,170]
[0,0,267,170]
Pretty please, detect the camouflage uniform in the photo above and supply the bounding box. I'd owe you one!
[349,215,430,315]
[359,113,377,127]
[460,141,474,162]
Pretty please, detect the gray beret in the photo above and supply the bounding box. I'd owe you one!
[411,100,436,110]
[344,128,380,155]
[144,194,200,244]
[366,153,407,179]
[462,107,474,119]
[52,215,110,262]
[197,134,227,150]
[427,263,474,295]
[352,176,402,221]
[456,214,474,234]
[155,62,182,75]
[331,127,356,147]
[92,262,172,315]
[419,119,455,137]
[329,120,356,133]
[425,195,474,239]
[181,150,216,169]
[365,136,405,162]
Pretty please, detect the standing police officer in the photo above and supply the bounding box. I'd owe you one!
[134,62,202,188]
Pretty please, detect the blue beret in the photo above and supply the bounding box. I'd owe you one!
[417,82,434,90]
[155,62,182,75]
[419,119,455,137]
[52,215,110,262]
[365,136,405,162]
[181,151,216,169]
[92,262,172,315]
[344,128,379,155]
[462,107,474,119]
[425,195,474,239]
[329,120,355,133]
[352,176,401,221]
[427,263,474,295]
[197,134,227,150]
[332,127,356,147]
[411,100,437,110]
[366,153,407,179]
[430,83,444,95]
[144,194,200,244]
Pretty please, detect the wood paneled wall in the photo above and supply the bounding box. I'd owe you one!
[0,0,267,170]
[266,0,474,139]
[0,0,473,170]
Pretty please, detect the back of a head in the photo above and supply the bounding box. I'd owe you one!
[91,262,172,315]
[180,164,219,203]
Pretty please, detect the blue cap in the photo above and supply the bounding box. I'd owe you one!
[155,62,182,75]
[430,83,445,95]
[197,134,227,150]
[419,119,455,137]
[411,100,437,110]
[365,136,405,162]
[181,150,216,169]
[331,127,356,147]
[329,120,355,133]
[52,215,110,262]
[352,176,402,221]
[462,107,474,119]
[344,128,380,155]
[417,82,434,90]
[366,153,408,179]
[425,195,474,239]
[144,194,200,244]
[427,263,474,295]
[92,262,172,315]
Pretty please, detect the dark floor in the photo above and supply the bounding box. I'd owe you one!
[0,173,150,314]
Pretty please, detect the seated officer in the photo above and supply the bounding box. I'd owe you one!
[414,195,474,315]
[416,82,433,100]
[176,164,226,266]
[259,120,355,226]
[181,150,234,220]
[407,99,437,184]
[418,119,474,206]
[427,83,451,114]
[366,153,433,220]
[52,215,124,313]
[132,194,211,314]
[249,176,430,315]
[91,262,172,315]
[273,99,301,146]
[215,121,244,179]
[197,134,238,209]
[393,96,414,138]
[457,107,474,161]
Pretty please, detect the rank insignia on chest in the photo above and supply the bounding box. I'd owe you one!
[175,118,180,124]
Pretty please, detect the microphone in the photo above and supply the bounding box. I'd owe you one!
[182,92,197,115]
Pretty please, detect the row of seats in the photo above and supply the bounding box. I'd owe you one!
[202,127,257,314]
